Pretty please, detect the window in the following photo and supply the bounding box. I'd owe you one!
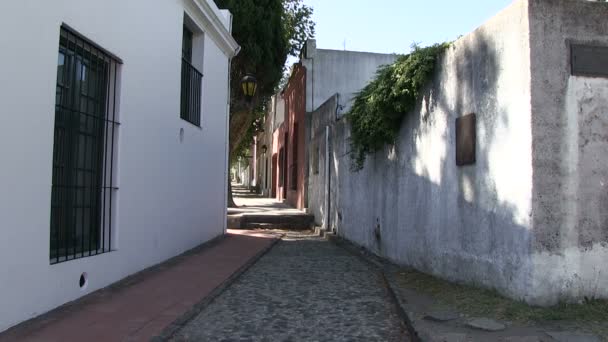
[180,26,202,126]
[50,25,120,264]
[278,148,285,187]
[290,123,299,190]
[182,26,193,61]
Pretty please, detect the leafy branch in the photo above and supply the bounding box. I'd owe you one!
[347,43,450,171]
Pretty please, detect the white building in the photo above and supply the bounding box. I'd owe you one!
[0,0,239,332]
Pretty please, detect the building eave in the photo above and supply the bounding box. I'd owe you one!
[185,0,240,58]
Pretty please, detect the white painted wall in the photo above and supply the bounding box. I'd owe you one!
[316,0,536,302]
[301,44,398,115]
[274,93,286,130]
[527,0,608,305]
[0,0,237,332]
[309,0,608,305]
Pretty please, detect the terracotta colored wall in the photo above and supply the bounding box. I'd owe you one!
[283,64,307,209]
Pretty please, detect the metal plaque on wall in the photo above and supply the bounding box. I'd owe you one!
[571,44,608,78]
[456,113,476,166]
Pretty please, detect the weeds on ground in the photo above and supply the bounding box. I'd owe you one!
[393,269,608,338]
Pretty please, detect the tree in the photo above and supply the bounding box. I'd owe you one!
[214,0,314,207]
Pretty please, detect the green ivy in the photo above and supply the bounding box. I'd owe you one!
[346,43,450,171]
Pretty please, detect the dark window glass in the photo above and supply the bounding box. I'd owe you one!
[182,27,193,62]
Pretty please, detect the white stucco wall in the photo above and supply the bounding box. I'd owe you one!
[308,0,608,305]
[528,0,608,304]
[301,45,398,115]
[319,0,535,301]
[0,0,235,331]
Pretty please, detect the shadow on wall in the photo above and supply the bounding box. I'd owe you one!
[332,27,544,303]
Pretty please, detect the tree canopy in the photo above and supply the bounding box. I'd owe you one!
[215,0,313,112]
[213,0,314,205]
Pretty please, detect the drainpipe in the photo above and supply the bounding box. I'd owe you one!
[222,56,233,235]
[311,57,315,115]
[325,125,330,231]
[222,14,241,235]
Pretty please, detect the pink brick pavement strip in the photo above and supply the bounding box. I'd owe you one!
[0,230,280,342]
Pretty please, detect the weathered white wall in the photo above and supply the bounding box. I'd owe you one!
[0,0,234,331]
[308,95,338,227]
[301,45,398,115]
[309,0,608,305]
[529,0,608,305]
[315,0,536,302]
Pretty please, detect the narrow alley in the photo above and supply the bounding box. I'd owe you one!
[2,0,608,340]
[172,230,409,341]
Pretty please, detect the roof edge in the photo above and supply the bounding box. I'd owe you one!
[186,0,240,57]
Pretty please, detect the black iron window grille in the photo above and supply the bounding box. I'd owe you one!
[180,26,202,126]
[50,25,121,264]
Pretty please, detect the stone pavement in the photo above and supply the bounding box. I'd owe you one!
[228,185,314,230]
[229,185,302,215]
[171,231,409,341]
[330,235,605,342]
[0,230,279,342]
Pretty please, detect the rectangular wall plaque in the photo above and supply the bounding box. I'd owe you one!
[571,44,608,78]
[456,113,476,166]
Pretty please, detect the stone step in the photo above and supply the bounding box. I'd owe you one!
[241,222,312,230]
[241,214,314,224]
[228,214,315,230]
[314,227,336,238]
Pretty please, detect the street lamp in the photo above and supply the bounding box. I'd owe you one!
[240,74,258,100]
[261,145,268,155]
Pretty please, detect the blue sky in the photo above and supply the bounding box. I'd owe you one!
[301,0,513,54]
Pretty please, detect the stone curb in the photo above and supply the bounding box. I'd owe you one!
[326,234,607,342]
[381,270,426,342]
[326,234,423,342]
[152,233,284,341]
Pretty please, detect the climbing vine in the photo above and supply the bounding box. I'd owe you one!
[347,43,450,171]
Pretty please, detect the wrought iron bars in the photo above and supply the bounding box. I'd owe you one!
[50,25,120,264]
[180,58,203,126]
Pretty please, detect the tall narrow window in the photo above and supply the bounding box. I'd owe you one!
[290,123,299,190]
[182,26,193,61]
[50,25,120,264]
[278,148,285,187]
[180,26,202,126]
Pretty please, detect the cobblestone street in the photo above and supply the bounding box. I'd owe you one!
[172,232,409,341]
